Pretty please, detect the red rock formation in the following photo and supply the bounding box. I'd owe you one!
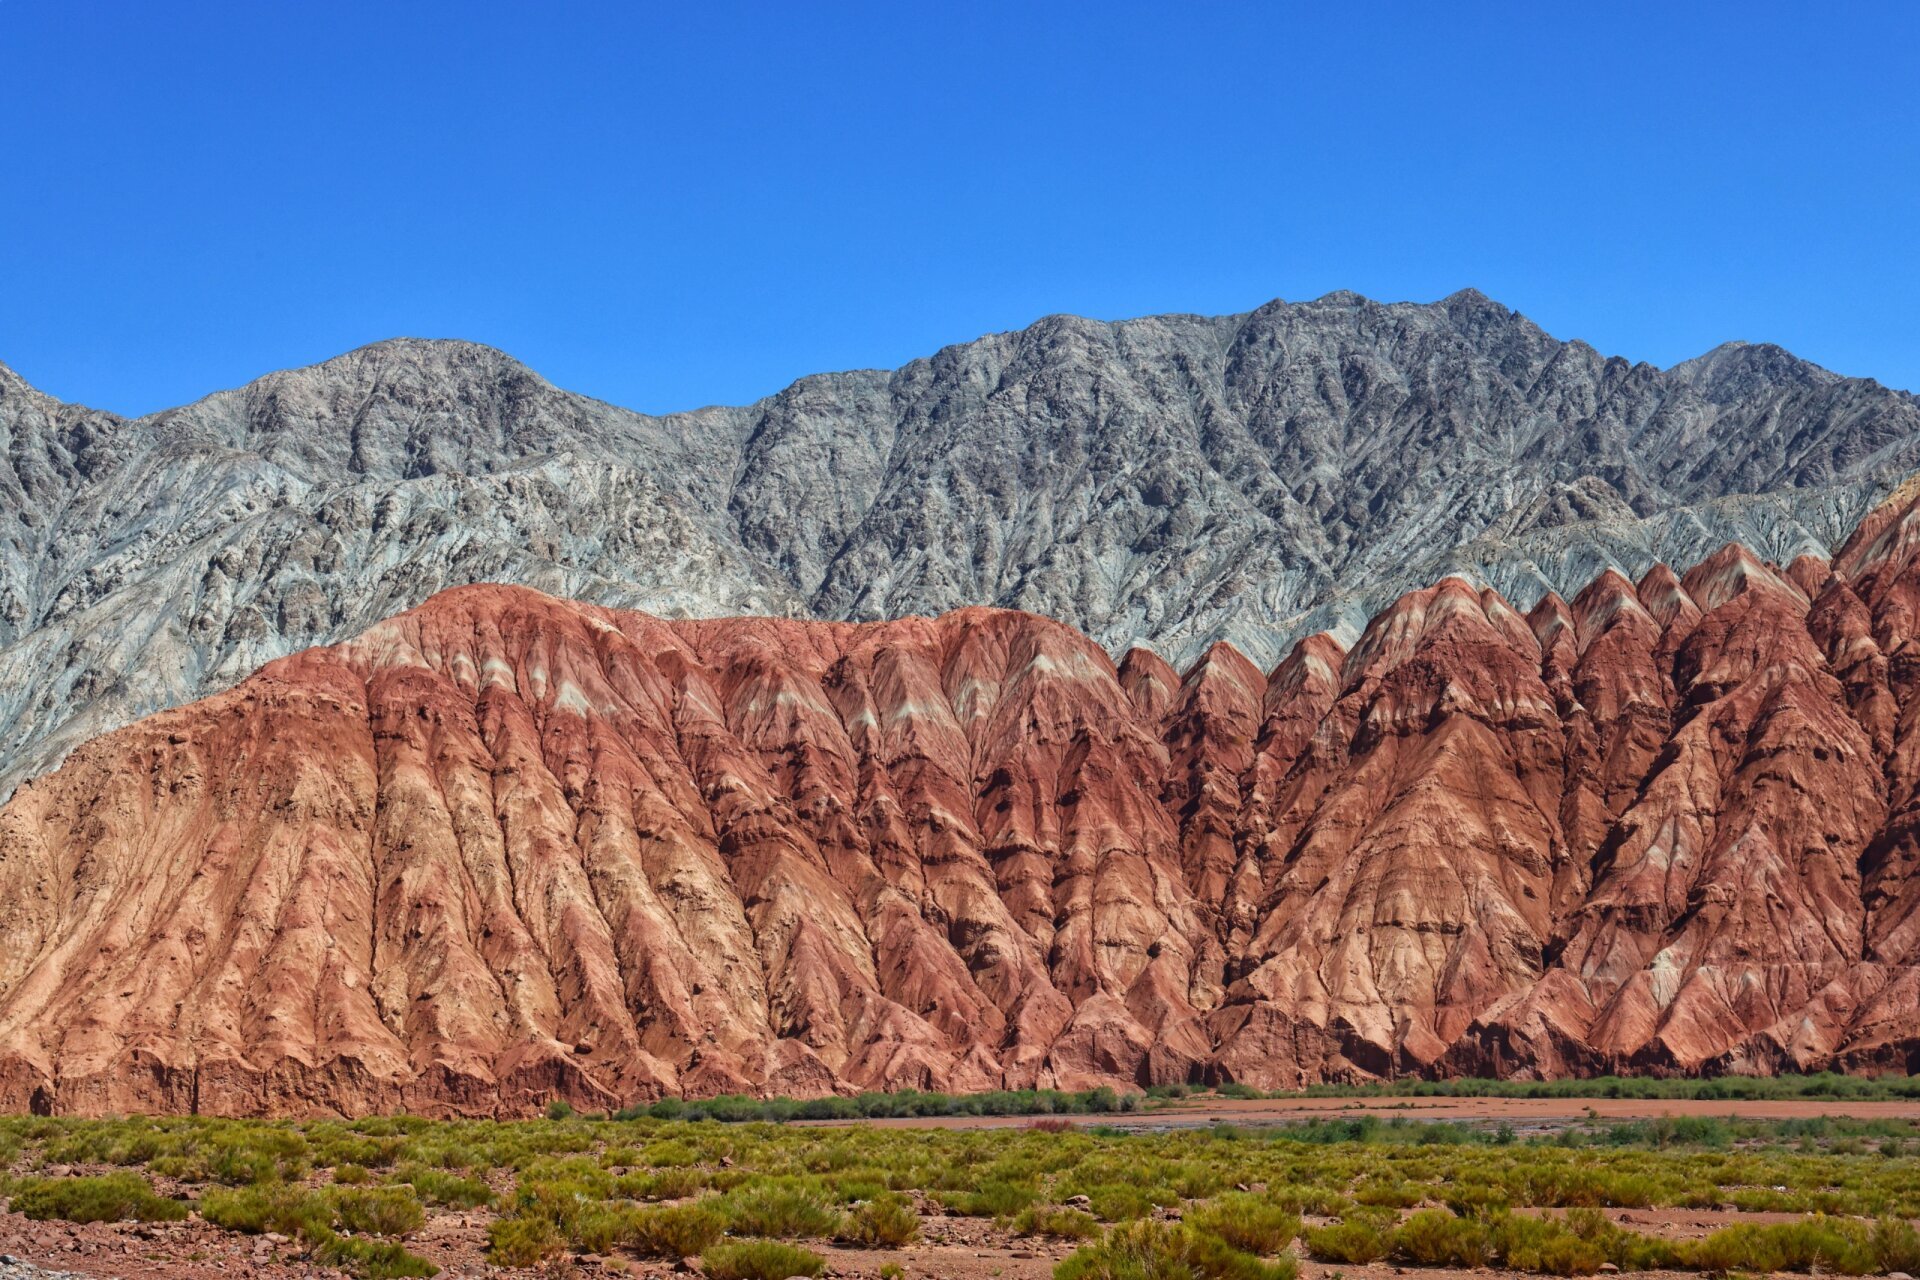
[7,492,1920,1116]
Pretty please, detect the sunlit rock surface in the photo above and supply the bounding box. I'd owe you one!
[7,484,1920,1115]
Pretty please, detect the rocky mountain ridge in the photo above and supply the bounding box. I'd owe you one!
[5,290,1919,800]
[5,481,1920,1114]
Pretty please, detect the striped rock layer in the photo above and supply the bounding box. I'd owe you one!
[7,486,1920,1115]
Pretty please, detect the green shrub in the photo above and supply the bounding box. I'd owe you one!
[702,1238,826,1280]
[1083,1183,1158,1222]
[839,1192,920,1247]
[1487,1213,1606,1276]
[1393,1209,1492,1268]
[1684,1216,1879,1275]
[328,1185,426,1238]
[643,1138,701,1167]
[487,1213,559,1266]
[201,1183,331,1237]
[938,1177,1038,1218]
[1874,1216,1920,1273]
[725,1179,843,1237]
[567,1201,648,1253]
[314,1134,404,1169]
[1188,1193,1300,1255]
[1353,1177,1425,1209]
[1014,1206,1102,1239]
[1441,1179,1511,1215]
[1055,1220,1296,1280]
[390,1164,493,1209]
[9,1173,187,1224]
[636,1200,729,1258]
[1304,1218,1391,1265]
[334,1162,372,1184]
[1562,1207,1681,1271]
[311,1228,439,1279]
[616,1165,708,1200]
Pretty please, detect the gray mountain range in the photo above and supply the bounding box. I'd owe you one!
[4,288,1918,798]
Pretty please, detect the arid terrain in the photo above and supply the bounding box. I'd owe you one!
[4,1101,1920,1280]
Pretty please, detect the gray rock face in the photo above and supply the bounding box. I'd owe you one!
[4,289,1919,797]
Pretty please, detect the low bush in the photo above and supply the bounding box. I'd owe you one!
[1013,1205,1101,1239]
[643,1138,701,1167]
[9,1173,187,1224]
[1081,1183,1159,1222]
[1304,1217,1391,1265]
[487,1213,559,1266]
[311,1229,439,1279]
[567,1201,648,1253]
[389,1164,492,1209]
[937,1177,1038,1218]
[724,1180,843,1237]
[200,1183,331,1237]
[616,1165,709,1200]
[1352,1177,1425,1209]
[1187,1193,1300,1255]
[1055,1220,1297,1280]
[1873,1216,1920,1274]
[1562,1207,1681,1271]
[701,1238,826,1280]
[1393,1208,1492,1268]
[328,1185,426,1238]
[1486,1212,1607,1276]
[1683,1216,1879,1275]
[636,1200,729,1258]
[839,1192,920,1247]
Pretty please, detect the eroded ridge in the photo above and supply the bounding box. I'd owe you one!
[7,488,1920,1115]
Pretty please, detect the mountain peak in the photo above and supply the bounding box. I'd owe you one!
[3,292,1918,812]
[1668,340,1838,400]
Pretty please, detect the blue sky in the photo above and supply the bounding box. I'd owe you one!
[2,1,1915,416]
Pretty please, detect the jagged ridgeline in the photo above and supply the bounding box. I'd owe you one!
[3,289,1919,803]
[5,480,1920,1115]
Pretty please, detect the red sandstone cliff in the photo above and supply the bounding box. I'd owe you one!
[7,488,1920,1116]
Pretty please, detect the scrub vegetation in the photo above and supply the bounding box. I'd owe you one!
[4,1105,1920,1277]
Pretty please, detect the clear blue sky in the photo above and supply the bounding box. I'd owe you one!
[2,1,1916,416]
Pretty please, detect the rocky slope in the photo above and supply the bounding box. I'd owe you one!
[7,483,1920,1116]
[5,290,1920,800]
